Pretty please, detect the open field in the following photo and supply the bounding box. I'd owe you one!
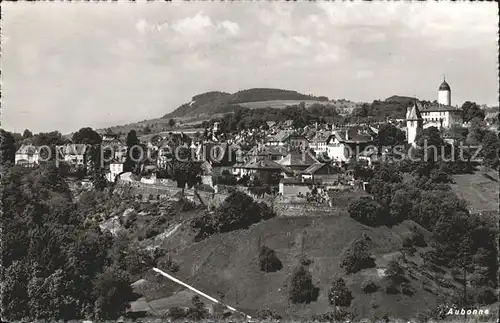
[238,99,360,111]
[451,171,499,214]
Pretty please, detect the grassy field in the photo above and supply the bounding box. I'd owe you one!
[128,211,469,321]
[451,171,499,214]
[238,99,360,113]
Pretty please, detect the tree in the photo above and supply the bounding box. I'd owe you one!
[92,266,137,320]
[22,129,33,139]
[0,129,16,166]
[1,163,138,322]
[328,277,353,307]
[385,256,406,284]
[187,295,208,320]
[348,197,385,226]
[288,265,319,304]
[415,126,445,162]
[467,118,487,144]
[72,127,102,145]
[340,234,376,274]
[90,167,108,191]
[481,131,499,168]
[375,124,406,150]
[168,118,176,127]
[461,101,485,123]
[124,130,140,172]
[143,125,152,134]
[259,245,283,272]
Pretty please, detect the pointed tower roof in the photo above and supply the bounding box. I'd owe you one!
[439,76,451,91]
[406,101,422,121]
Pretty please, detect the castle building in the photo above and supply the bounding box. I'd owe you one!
[406,77,463,145]
[419,77,463,129]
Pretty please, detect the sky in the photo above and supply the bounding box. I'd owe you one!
[1,1,498,134]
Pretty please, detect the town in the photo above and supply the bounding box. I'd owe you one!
[1,79,499,322]
[1,2,498,322]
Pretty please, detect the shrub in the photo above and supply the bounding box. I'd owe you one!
[362,279,379,293]
[386,256,406,283]
[259,246,283,272]
[328,277,353,307]
[178,198,196,212]
[144,226,160,239]
[385,283,399,294]
[470,287,497,305]
[401,282,414,296]
[340,235,376,274]
[256,308,282,320]
[288,265,319,304]
[401,237,417,256]
[157,256,180,273]
[299,255,313,266]
[311,309,354,322]
[167,307,188,319]
[192,191,273,240]
[410,230,427,247]
[123,210,138,229]
[258,201,276,220]
[187,295,208,320]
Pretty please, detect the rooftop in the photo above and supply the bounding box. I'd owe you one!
[279,151,319,167]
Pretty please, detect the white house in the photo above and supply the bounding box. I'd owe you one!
[106,160,124,182]
[15,144,40,166]
[325,128,373,163]
[58,144,88,166]
[309,130,332,155]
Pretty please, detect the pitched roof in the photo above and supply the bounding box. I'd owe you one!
[310,131,332,143]
[278,151,319,167]
[420,103,462,112]
[242,156,290,171]
[249,145,287,157]
[57,144,88,155]
[269,130,293,142]
[16,144,39,155]
[303,163,341,174]
[327,128,373,144]
[406,102,423,120]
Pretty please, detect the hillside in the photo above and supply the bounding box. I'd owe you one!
[98,88,362,136]
[164,88,329,119]
[129,212,469,321]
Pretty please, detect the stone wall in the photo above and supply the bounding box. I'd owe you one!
[272,203,345,217]
[114,179,344,217]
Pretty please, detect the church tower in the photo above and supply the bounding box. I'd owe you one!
[438,76,451,106]
[406,101,423,146]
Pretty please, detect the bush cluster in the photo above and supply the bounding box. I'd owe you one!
[288,265,319,304]
[340,235,376,274]
[191,191,276,240]
[259,246,283,272]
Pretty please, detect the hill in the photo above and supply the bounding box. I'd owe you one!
[97,88,362,136]
[385,95,417,103]
[129,210,469,321]
[164,88,329,119]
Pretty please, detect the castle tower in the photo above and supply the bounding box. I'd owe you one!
[406,101,423,146]
[438,76,451,106]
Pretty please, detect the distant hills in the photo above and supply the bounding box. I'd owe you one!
[100,89,442,136]
[163,88,332,119]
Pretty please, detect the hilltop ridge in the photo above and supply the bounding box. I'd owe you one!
[163,88,330,119]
